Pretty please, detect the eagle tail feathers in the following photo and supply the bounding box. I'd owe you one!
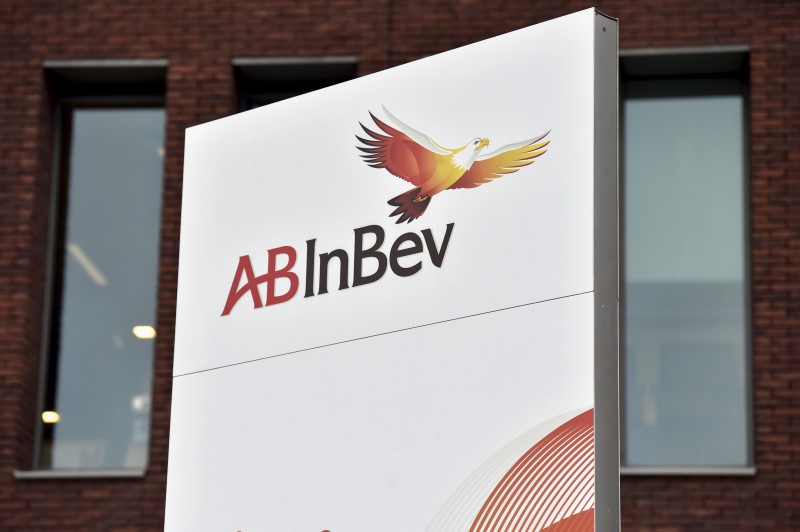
[388,187,430,224]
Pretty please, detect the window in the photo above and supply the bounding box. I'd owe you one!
[621,48,752,470]
[36,61,166,471]
[233,56,357,110]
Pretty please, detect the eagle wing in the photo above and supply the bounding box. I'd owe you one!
[356,112,449,187]
[449,131,550,190]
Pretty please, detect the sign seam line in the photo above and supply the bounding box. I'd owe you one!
[173,289,594,378]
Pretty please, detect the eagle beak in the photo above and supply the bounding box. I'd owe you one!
[477,138,490,150]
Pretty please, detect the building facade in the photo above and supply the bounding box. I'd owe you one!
[0,0,798,529]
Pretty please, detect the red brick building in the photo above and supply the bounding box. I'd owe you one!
[1,1,798,529]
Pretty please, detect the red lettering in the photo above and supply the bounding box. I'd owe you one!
[221,246,299,316]
[221,255,265,316]
[266,246,299,306]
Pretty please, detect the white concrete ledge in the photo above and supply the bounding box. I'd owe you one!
[619,44,749,57]
[232,56,357,66]
[620,466,756,477]
[43,59,168,68]
[14,469,145,480]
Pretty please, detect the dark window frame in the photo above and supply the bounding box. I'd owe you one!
[233,56,358,111]
[27,61,167,476]
[619,46,754,475]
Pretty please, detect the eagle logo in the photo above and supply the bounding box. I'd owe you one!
[356,107,550,223]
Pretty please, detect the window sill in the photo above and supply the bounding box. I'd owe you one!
[620,466,756,477]
[14,469,145,480]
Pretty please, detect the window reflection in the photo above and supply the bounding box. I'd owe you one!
[624,80,748,467]
[40,107,164,470]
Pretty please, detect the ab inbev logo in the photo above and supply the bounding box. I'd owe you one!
[358,107,550,223]
[221,108,550,316]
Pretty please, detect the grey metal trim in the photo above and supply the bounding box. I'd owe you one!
[620,466,756,477]
[616,55,628,469]
[619,44,749,57]
[43,59,169,68]
[741,61,755,472]
[232,56,357,67]
[14,469,146,480]
[593,10,620,532]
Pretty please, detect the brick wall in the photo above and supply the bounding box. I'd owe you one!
[0,1,797,529]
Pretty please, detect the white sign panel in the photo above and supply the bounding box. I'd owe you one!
[166,8,618,531]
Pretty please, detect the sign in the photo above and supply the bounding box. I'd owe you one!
[166,8,618,531]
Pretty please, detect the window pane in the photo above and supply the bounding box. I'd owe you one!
[41,108,164,469]
[624,80,748,467]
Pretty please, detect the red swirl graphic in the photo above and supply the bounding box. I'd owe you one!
[469,409,594,532]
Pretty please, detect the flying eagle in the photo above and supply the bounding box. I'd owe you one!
[356,107,550,223]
